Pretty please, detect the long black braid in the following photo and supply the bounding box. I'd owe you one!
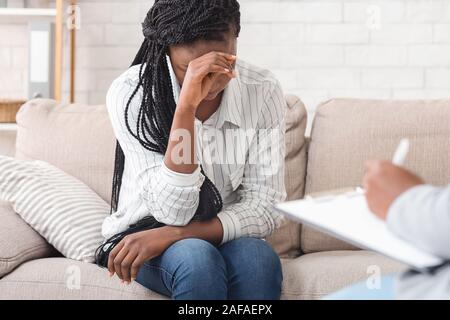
[95,0,241,267]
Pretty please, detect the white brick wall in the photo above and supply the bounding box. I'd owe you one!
[0,23,28,98]
[2,0,450,117]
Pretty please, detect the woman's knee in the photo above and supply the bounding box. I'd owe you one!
[221,238,283,284]
[222,238,281,265]
[164,238,227,281]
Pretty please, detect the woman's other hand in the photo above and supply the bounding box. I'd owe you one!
[107,227,181,284]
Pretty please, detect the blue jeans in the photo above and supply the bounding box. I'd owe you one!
[135,237,283,300]
[324,274,397,300]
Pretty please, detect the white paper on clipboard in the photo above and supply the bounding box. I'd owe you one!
[275,192,444,271]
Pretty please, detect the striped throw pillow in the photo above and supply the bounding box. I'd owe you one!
[0,155,109,262]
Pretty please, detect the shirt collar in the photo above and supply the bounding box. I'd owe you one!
[166,55,242,128]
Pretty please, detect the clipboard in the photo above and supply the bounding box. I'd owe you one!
[275,189,445,272]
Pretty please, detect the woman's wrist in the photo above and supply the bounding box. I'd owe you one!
[166,218,224,246]
[163,225,185,243]
[176,99,198,115]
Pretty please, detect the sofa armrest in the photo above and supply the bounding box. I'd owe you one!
[0,201,55,278]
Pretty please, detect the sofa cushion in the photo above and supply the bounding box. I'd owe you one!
[0,251,406,300]
[15,99,116,203]
[303,98,450,253]
[266,95,307,258]
[0,258,168,300]
[0,201,55,278]
[281,250,407,300]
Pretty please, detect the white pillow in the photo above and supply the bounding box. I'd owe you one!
[0,155,110,263]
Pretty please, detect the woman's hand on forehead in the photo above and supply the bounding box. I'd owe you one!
[198,51,237,68]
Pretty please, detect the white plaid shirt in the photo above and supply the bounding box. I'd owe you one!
[102,57,287,245]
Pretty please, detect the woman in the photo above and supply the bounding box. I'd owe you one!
[99,0,287,300]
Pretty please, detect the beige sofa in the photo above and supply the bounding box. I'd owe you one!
[1,96,450,300]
